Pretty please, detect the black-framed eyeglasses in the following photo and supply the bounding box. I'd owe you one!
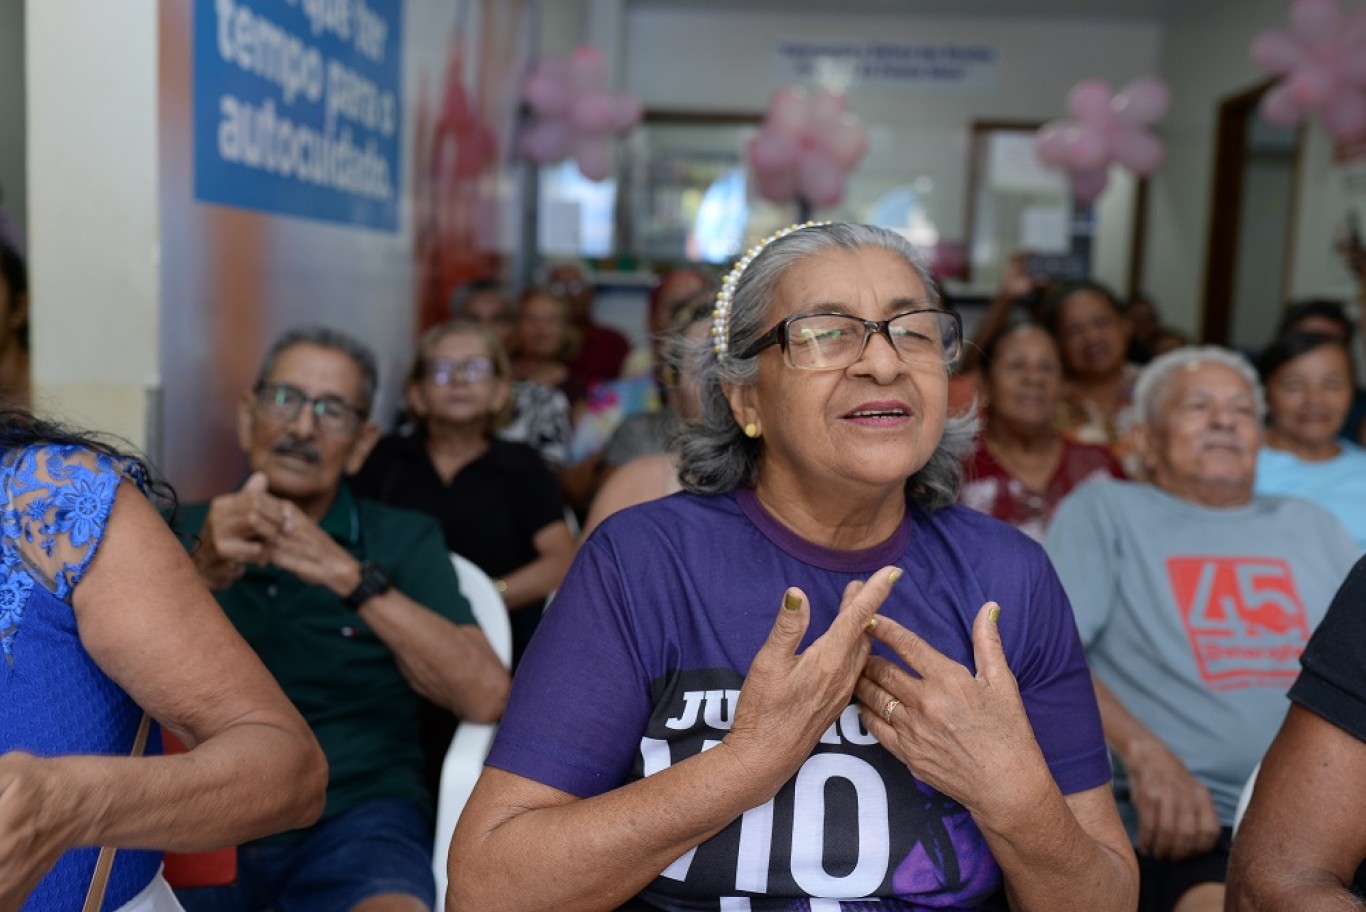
[425,356,496,386]
[738,309,963,370]
[253,383,365,435]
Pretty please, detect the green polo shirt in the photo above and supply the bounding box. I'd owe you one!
[175,483,474,838]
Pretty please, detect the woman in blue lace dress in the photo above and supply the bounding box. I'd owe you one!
[0,409,325,911]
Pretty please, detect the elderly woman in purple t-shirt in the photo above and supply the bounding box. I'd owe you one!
[449,222,1137,911]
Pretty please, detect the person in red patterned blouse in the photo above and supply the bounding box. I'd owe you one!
[959,322,1124,540]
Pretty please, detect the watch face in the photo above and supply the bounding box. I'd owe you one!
[348,561,392,609]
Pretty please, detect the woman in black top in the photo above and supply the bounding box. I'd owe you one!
[352,319,576,669]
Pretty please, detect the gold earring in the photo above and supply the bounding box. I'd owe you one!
[744,422,759,439]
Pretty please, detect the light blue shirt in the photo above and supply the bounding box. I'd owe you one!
[1257,442,1366,552]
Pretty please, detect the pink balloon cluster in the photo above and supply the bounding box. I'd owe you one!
[1251,0,1366,143]
[746,87,870,209]
[1034,77,1171,204]
[519,45,643,181]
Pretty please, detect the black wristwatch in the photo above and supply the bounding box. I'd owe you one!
[344,560,392,611]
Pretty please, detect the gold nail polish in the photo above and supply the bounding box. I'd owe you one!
[888,568,903,584]
[989,604,1001,624]
[784,592,802,611]
[866,617,878,630]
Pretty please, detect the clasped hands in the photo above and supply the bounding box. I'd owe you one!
[194,472,357,595]
[725,567,1046,824]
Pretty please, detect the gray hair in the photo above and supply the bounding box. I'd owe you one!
[1131,344,1265,427]
[255,325,380,417]
[675,222,976,511]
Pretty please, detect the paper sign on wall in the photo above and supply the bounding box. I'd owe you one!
[772,38,997,93]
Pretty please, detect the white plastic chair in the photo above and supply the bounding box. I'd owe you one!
[432,553,512,908]
[1233,761,1261,835]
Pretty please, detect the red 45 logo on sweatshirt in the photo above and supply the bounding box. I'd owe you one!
[1167,557,1311,691]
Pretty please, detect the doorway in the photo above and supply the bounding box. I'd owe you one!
[1202,80,1303,350]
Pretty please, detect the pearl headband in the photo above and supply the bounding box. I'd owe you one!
[711,220,832,359]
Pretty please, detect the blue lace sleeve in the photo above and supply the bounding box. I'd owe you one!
[0,444,149,603]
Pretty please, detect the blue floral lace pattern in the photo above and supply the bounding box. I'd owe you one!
[0,445,146,661]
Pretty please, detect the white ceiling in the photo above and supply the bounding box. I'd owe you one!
[628,0,1180,21]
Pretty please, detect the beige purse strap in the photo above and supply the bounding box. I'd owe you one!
[81,713,152,912]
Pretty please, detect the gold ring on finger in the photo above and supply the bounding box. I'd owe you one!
[882,698,901,723]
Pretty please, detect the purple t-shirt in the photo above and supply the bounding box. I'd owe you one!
[487,489,1108,910]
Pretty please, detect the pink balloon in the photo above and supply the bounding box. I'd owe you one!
[536,55,571,86]
[1337,45,1366,89]
[608,93,642,132]
[1070,166,1109,204]
[1113,127,1164,175]
[1034,120,1073,167]
[755,167,798,205]
[797,152,844,208]
[1289,62,1338,108]
[521,119,571,163]
[574,137,613,181]
[809,89,848,132]
[1323,89,1366,142]
[1345,7,1366,43]
[1064,122,1111,171]
[568,45,607,92]
[821,115,870,169]
[1113,77,1171,125]
[767,87,811,138]
[570,92,614,133]
[1261,82,1307,125]
[1290,0,1343,51]
[1068,80,1115,123]
[748,131,800,172]
[1250,30,1305,76]
[523,72,571,117]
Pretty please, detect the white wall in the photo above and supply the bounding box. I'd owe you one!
[622,7,1162,293]
[26,1,160,447]
[0,0,25,246]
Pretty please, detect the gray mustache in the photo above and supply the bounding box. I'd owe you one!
[1201,433,1246,450]
[272,437,321,463]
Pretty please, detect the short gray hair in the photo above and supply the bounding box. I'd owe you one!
[1132,344,1265,427]
[675,222,976,511]
[255,325,380,417]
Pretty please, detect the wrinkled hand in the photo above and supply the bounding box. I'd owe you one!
[855,602,1050,825]
[1339,241,1366,285]
[1122,735,1220,861]
[194,472,289,590]
[723,568,900,784]
[266,504,358,595]
[0,753,83,911]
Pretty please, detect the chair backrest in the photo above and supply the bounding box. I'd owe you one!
[1233,761,1261,835]
[432,553,512,908]
[450,552,512,667]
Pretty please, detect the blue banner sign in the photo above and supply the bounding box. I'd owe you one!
[195,0,403,231]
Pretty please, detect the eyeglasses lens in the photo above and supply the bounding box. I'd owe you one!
[785,312,960,370]
[428,357,495,385]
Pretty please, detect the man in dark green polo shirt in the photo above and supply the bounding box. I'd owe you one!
[174,326,510,912]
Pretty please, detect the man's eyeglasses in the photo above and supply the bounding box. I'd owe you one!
[254,383,365,435]
[425,356,496,386]
[738,309,962,371]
